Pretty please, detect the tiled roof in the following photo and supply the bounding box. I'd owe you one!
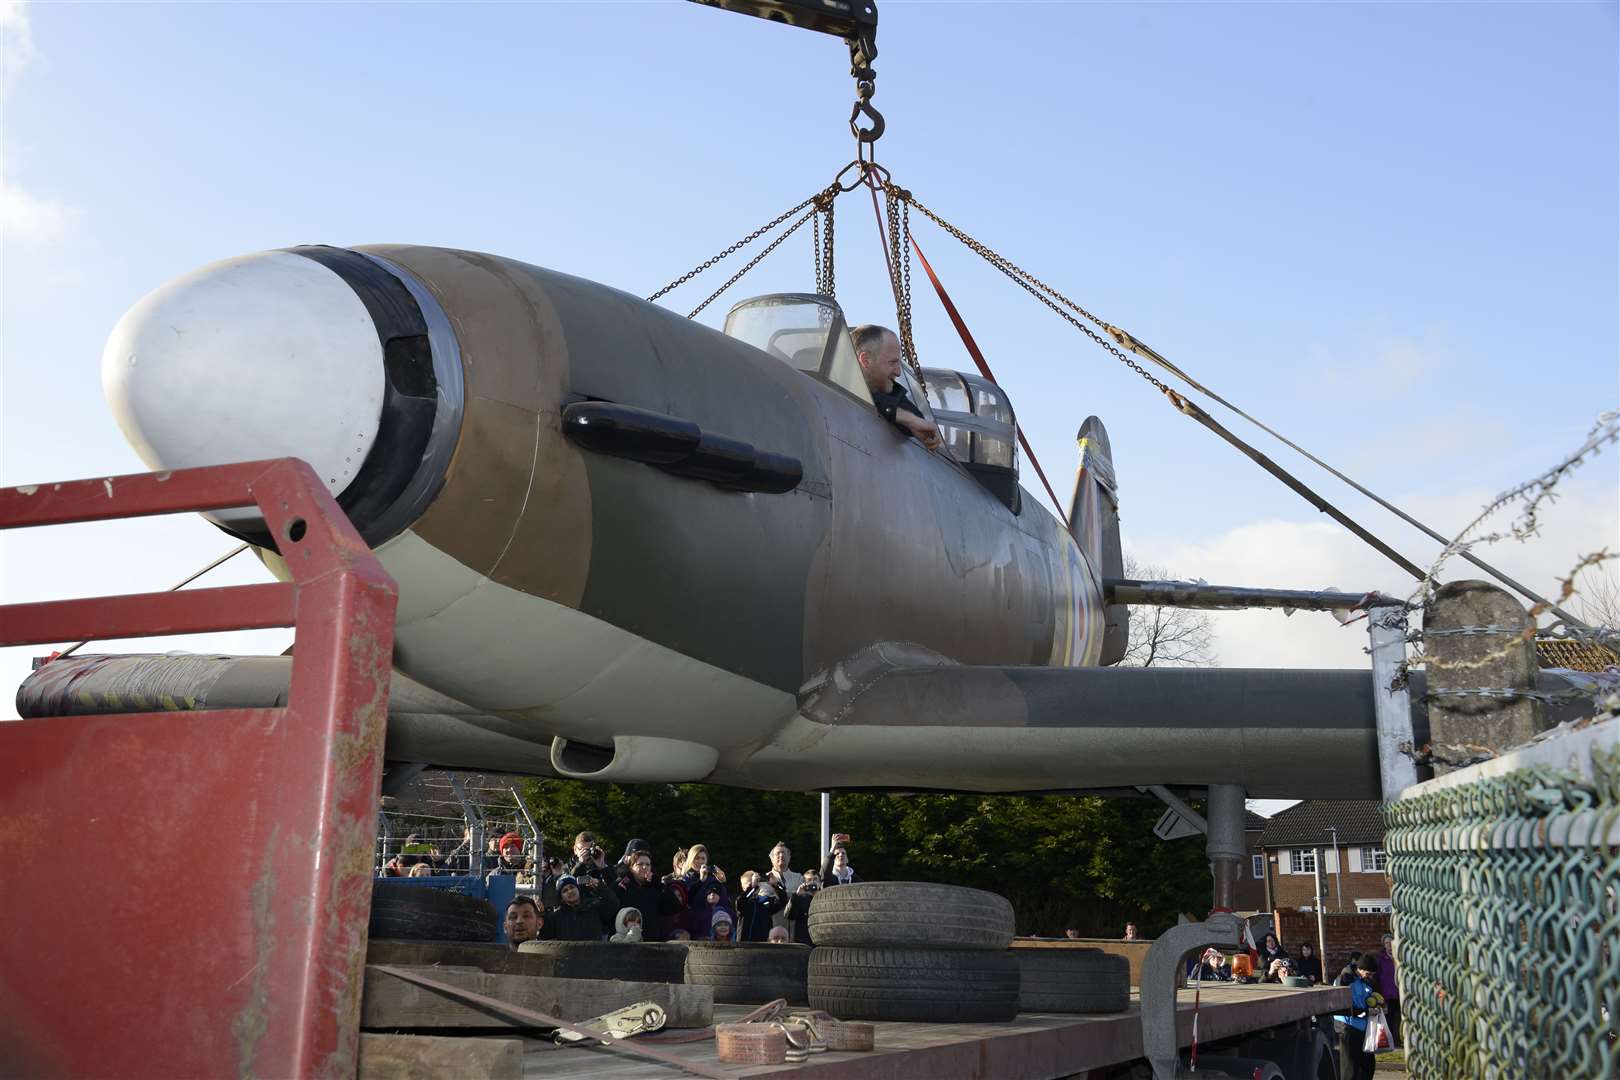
[1536,638,1619,673]
[1244,811,1267,832]
[1259,800,1385,847]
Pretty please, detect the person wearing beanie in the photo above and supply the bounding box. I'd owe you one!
[1333,953,1383,1080]
[546,875,613,941]
[689,881,735,941]
[611,906,645,943]
[707,908,735,942]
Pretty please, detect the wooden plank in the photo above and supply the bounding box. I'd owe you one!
[362,966,713,1031]
[359,1033,522,1080]
[369,941,563,977]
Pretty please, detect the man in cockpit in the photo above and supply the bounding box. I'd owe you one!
[851,324,943,450]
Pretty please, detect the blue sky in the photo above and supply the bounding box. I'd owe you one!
[3,1,1617,735]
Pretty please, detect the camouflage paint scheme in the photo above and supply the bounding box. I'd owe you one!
[78,243,1398,797]
[254,245,1104,781]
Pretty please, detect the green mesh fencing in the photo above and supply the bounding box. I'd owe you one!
[1385,721,1619,1079]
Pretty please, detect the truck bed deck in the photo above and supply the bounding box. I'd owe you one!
[520,983,1350,1079]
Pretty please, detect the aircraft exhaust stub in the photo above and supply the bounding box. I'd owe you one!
[562,400,804,494]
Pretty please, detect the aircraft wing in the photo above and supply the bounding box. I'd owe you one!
[15,654,558,777]
[734,642,1418,799]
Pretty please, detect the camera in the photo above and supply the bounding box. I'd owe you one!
[589,845,602,860]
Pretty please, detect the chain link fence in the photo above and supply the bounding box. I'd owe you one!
[1385,719,1618,1079]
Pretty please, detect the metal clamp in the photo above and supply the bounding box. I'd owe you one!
[554,1001,667,1045]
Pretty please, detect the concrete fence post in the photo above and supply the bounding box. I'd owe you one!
[1424,580,1546,772]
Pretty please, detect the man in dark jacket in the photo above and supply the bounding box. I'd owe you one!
[614,851,686,942]
[734,872,788,943]
[852,324,942,449]
[785,868,822,944]
[546,876,612,941]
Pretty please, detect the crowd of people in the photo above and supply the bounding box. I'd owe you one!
[407,831,868,948]
[1182,931,1400,1080]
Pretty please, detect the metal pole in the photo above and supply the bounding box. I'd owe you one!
[819,792,831,859]
[1313,848,1327,972]
[511,785,543,877]
[1328,826,1343,911]
[1369,603,1420,801]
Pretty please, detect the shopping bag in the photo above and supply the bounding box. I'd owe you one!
[1363,1012,1393,1053]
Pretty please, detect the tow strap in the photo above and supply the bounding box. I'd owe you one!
[909,233,1071,527]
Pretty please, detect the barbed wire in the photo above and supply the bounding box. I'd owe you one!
[1409,409,1618,611]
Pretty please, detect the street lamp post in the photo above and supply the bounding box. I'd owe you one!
[1327,826,1343,911]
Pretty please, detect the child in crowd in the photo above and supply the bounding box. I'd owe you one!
[611,907,644,942]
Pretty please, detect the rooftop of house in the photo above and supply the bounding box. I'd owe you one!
[1259,800,1385,848]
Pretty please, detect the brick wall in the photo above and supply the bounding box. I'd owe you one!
[1274,910,1390,975]
[1269,868,1391,912]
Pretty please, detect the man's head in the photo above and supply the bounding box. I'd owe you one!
[1124,923,1138,940]
[499,832,524,863]
[768,926,790,944]
[851,324,902,394]
[831,847,849,871]
[622,838,651,863]
[629,852,655,884]
[802,869,821,890]
[740,870,758,892]
[1064,929,1081,940]
[504,896,542,945]
[769,842,790,872]
[573,831,598,861]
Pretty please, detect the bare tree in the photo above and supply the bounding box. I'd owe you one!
[1574,567,1620,632]
[1119,554,1218,668]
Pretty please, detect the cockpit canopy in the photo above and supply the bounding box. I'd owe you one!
[724,293,874,405]
[920,368,1020,511]
[725,293,1021,512]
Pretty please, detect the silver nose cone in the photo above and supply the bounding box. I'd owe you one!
[102,250,386,513]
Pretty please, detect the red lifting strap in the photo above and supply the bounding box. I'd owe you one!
[909,233,1070,527]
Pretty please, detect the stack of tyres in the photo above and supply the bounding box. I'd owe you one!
[806,882,1019,1023]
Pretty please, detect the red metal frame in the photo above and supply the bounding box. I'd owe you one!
[0,459,397,1079]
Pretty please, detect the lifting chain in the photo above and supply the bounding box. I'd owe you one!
[894,190,1177,402]
[646,182,841,320]
[646,184,839,310]
[812,189,836,299]
[882,181,921,386]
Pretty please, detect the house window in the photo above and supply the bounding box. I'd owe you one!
[1356,899,1392,914]
[1251,855,1265,879]
[1290,849,1316,874]
[1363,846,1388,872]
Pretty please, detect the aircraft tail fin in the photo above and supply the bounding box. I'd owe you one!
[1069,416,1129,665]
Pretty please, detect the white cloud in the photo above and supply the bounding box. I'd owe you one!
[1134,485,1618,669]
[1,3,84,254]
[1301,325,1450,402]
[1,2,37,93]
[1,174,79,242]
